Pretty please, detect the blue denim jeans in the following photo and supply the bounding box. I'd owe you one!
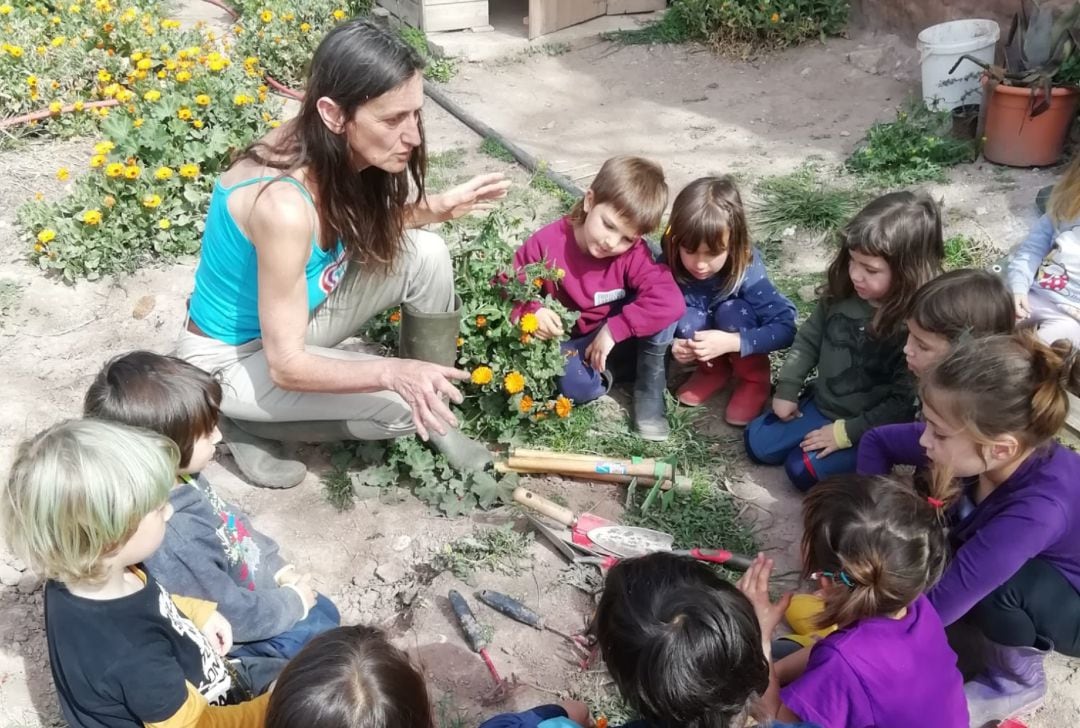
[229,593,340,661]
[744,397,857,492]
[558,323,676,404]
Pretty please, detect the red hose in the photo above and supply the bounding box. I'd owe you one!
[200,0,239,19]
[0,99,120,129]
[263,73,305,100]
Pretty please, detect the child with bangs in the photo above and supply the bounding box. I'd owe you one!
[0,419,268,728]
[744,191,944,491]
[84,351,340,693]
[662,176,797,425]
[513,156,685,441]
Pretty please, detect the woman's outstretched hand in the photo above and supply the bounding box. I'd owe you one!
[429,173,511,222]
[382,360,470,440]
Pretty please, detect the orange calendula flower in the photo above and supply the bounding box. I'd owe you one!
[555,395,573,418]
[520,333,532,345]
[596,717,608,728]
[533,277,543,288]
[518,395,534,414]
[503,371,525,395]
[770,12,780,22]
[471,366,493,385]
[519,312,539,334]
[388,310,401,323]
[475,315,487,328]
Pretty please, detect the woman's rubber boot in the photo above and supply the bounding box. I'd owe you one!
[676,356,732,407]
[218,417,308,489]
[964,637,1050,728]
[726,354,772,426]
[399,296,493,472]
[633,341,671,441]
[235,420,355,444]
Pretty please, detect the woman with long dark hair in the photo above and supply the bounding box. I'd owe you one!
[177,20,508,488]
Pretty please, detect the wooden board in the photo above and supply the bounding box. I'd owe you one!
[1066,392,1080,438]
[606,0,665,14]
[424,0,488,31]
[379,0,423,28]
[528,0,605,39]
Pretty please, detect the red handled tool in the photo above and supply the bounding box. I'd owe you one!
[448,589,503,685]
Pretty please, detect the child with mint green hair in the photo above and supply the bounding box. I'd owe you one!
[0,419,268,728]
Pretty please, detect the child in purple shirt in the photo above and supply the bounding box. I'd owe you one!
[738,474,967,728]
[513,156,685,441]
[856,333,1080,726]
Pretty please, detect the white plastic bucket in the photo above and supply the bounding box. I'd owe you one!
[917,19,1000,110]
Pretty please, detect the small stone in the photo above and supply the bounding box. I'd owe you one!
[391,536,412,552]
[398,586,420,606]
[0,563,21,587]
[131,295,155,320]
[839,130,851,137]
[976,206,989,216]
[706,82,719,89]
[847,46,893,75]
[782,226,797,239]
[375,561,406,584]
[16,571,41,594]
[800,67,812,77]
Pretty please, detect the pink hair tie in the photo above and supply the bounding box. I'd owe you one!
[927,497,945,509]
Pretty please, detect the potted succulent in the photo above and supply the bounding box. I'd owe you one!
[951,0,1080,166]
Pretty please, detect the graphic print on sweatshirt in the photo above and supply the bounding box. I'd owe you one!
[823,311,902,397]
[156,583,231,704]
[194,479,263,590]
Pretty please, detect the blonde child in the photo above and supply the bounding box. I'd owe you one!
[265,625,435,728]
[738,474,967,727]
[1008,152,1080,346]
[0,419,268,727]
[513,156,685,441]
[744,191,944,491]
[858,268,1015,474]
[663,176,797,425]
[83,351,339,693]
[850,333,1080,725]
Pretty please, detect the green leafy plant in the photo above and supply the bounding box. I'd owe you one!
[480,137,515,163]
[607,0,849,52]
[845,104,976,186]
[432,525,533,581]
[943,233,997,270]
[397,23,456,83]
[753,163,865,240]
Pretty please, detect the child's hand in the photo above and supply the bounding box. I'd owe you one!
[534,307,565,340]
[201,611,233,656]
[1014,293,1031,320]
[274,564,298,586]
[671,338,696,364]
[800,423,839,457]
[585,325,616,372]
[687,330,741,362]
[772,398,800,421]
[736,553,793,643]
[558,700,592,727]
[290,573,318,612]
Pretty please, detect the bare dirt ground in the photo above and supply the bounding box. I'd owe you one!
[1,16,1078,728]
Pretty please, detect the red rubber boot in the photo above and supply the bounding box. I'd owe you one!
[726,354,772,426]
[676,356,732,407]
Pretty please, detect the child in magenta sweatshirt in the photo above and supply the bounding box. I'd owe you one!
[514,156,685,441]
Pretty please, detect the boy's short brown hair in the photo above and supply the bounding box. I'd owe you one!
[83,351,221,469]
[569,156,668,235]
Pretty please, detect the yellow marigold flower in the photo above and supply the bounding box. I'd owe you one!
[33,243,44,253]
[154,166,173,180]
[56,167,70,180]
[300,22,310,32]
[133,117,143,127]
[34,192,44,201]
[158,218,171,229]
[94,0,110,11]
[123,164,140,180]
[178,163,199,179]
[95,107,109,117]
[131,53,144,63]
[102,194,115,207]
[82,208,102,225]
[51,36,65,46]
[68,3,81,12]
[555,395,572,418]
[233,93,253,106]
[208,58,225,72]
[143,89,160,102]
[332,8,346,20]
[244,55,258,66]
[120,7,136,22]
[503,371,525,395]
[48,101,62,115]
[520,312,539,334]
[471,366,493,385]
[476,315,487,328]
[73,100,84,111]
[50,15,60,24]
[142,193,161,208]
[192,119,204,129]
[114,89,132,103]
[268,120,280,128]
[26,75,38,87]
[0,5,11,15]
[175,70,191,83]
[259,8,272,22]
[195,94,211,106]
[156,69,166,79]
[30,89,39,101]
[770,12,780,23]
[90,154,105,167]
[533,277,543,288]
[101,83,119,98]
[50,80,60,90]
[519,395,534,414]
[164,59,176,70]
[136,58,152,70]
[37,228,56,243]
[456,337,464,347]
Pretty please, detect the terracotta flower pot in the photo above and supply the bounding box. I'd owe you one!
[982,81,1080,166]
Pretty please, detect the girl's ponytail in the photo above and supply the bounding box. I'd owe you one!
[1030,338,1080,441]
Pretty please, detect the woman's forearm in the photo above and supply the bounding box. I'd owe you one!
[268,348,392,393]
